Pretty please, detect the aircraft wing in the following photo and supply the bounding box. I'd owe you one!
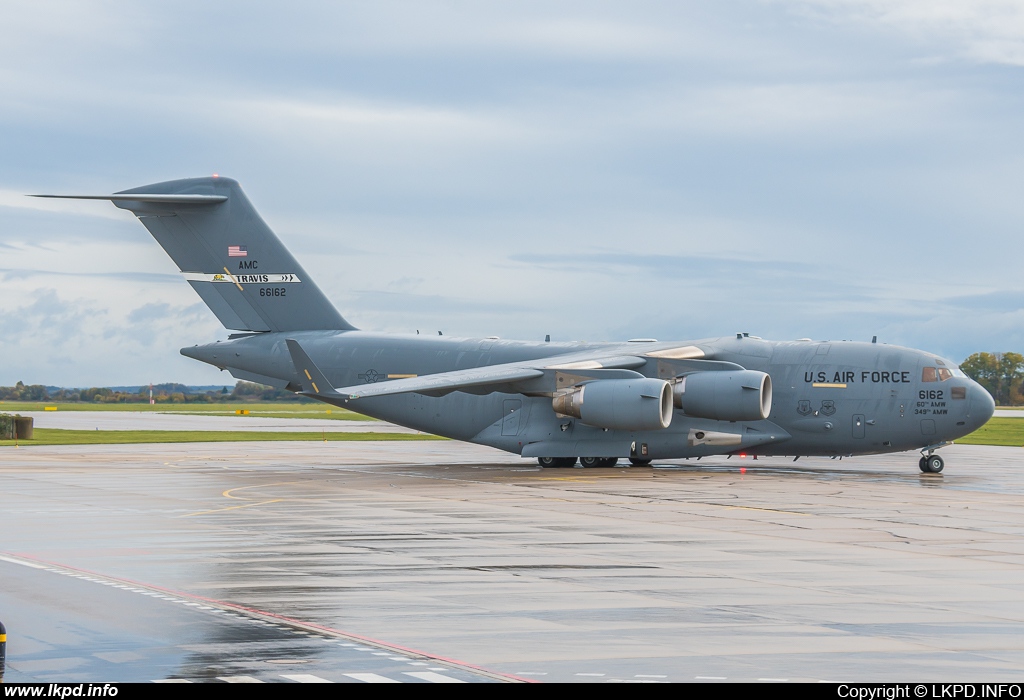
[334,354,660,400]
[337,364,546,400]
[287,339,741,401]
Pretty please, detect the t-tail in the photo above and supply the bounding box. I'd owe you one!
[34,177,354,333]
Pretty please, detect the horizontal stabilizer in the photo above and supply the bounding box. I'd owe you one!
[31,194,227,204]
[286,339,341,397]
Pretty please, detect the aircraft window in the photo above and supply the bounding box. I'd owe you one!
[922,367,937,382]
[935,359,945,366]
[951,366,967,378]
[951,386,967,399]
[937,368,953,381]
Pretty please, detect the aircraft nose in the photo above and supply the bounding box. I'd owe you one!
[966,381,996,432]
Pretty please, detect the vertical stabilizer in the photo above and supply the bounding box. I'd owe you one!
[40,177,353,332]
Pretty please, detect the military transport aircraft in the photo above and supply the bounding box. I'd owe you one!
[37,177,994,473]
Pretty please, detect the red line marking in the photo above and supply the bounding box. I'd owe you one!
[7,551,534,683]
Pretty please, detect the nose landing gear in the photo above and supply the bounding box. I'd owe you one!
[918,442,951,473]
[917,442,946,474]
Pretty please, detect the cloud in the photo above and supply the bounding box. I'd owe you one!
[0,268,181,284]
[0,189,126,220]
[780,0,1024,66]
[0,2,1021,384]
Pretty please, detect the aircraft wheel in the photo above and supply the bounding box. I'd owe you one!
[538,457,577,468]
[580,457,618,468]
[629,458,652,466]
[918,456,929,473]
[925,455,944,473]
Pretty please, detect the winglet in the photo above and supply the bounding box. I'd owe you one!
[286,339,341,397]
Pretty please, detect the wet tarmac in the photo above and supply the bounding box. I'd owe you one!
[2,441,1024,682]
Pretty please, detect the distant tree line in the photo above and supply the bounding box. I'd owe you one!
[0,380,312,403]
[3,352,1022,406]
[960,352,1024,406]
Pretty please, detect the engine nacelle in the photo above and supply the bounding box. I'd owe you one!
[673,370,772,421]
[552,378,673,431]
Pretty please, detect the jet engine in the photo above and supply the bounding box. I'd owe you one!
[673,370,772,421]
[552,378,673,431]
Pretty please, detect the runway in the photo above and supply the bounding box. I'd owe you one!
[2,441,1024,682]
[18,410,416,433]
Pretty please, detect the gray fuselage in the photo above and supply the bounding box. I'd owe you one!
[183,331,995,460]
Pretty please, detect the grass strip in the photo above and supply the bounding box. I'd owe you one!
[4,419,1019,448]
[0,401,373,420]
[956,417,1024,447]
[0,429,443,447]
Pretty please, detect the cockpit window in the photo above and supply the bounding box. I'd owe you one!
[923,366,954,382]
[951,366,967,378]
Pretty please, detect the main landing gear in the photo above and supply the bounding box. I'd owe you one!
[537,457,653,468]
[580,457,618,468]
[537,457,578,468]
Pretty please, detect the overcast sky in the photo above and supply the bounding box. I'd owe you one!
[2,0,1023,386]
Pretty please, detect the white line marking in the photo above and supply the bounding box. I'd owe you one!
[281,674,333,683]
[696,676,727,680]
[218,676,265,683]
[408,662,429,666]
[343,673,401,683]
[404,672,465,683]
[0,555,47,569]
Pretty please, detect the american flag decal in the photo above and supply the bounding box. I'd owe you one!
[227,245,248,257]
